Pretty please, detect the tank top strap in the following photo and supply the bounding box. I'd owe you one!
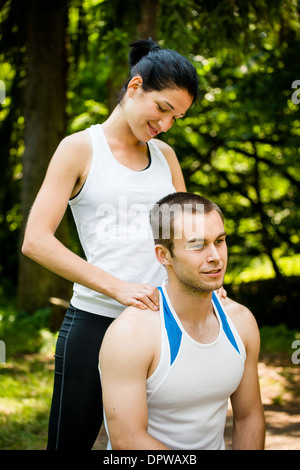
[212,292,246,359]
[86,124,111,164]
[158,286,182,366]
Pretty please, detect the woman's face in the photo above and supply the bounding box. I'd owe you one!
[124,77,193,142]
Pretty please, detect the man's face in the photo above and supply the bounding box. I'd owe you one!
[169,210,227,294]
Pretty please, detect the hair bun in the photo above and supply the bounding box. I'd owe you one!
[129,38,161,68]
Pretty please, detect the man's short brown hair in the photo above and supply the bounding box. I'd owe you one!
[150,192,224,256]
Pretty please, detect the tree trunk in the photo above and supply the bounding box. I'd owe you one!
[106,0,159,112]
[137,0,159,41]
[18,0,72,316]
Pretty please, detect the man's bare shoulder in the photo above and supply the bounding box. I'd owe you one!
[100,307,161,371]
[102,307,161,351]
[222,296,253,318]
[114,305,160,329]
[221,296,260,348]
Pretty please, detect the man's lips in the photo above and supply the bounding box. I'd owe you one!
[202,268,223,276]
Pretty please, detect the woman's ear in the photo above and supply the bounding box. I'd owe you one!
[155,245,172,266]
[127,75,143,97]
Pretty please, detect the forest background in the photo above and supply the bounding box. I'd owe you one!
[0,0,299,451]
[1,0,299,329]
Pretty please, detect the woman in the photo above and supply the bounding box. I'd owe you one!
[22,39,199,449]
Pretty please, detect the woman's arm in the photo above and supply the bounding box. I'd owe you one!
[22,132,159,311]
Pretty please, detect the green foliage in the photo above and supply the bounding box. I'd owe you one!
[0,0,299,322]
[226,275,299,328]
[0,336,56,450]
[0,297,56,449]
[0,298,51,356]
[260,324,300,355]
[163,1,300,282]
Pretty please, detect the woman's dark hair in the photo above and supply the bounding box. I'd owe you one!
[118,38,199,104]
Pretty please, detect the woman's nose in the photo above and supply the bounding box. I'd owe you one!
[158,116,174,132]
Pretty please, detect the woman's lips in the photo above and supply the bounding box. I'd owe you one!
[148,122,159,136]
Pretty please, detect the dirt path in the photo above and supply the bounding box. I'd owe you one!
[225,356,299,450]
[93,355,300,451]
[257,357,299,450]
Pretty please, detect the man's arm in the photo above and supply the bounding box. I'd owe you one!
[228,304,265,450]
[99,307,169,450]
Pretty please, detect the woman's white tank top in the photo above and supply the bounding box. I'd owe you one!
[68,124,175,317]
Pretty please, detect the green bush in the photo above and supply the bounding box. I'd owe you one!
[260,323,300,355]
[0,300,51,356]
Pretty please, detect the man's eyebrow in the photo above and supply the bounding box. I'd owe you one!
[186,237,204,244]
[186,232,227,243]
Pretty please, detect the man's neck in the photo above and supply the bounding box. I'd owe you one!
[164,279,213,325]
[164,279,219,344]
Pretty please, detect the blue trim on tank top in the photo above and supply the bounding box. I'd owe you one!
[212,291,240,354]
[158,287,240,365]
[158,287,182,366]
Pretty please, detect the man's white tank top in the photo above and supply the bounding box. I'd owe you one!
[146,281,246,450]
[69,124,175,318]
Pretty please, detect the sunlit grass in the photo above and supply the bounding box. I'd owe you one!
[0,332,56,450]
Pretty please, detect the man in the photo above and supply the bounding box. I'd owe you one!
[99,192,265,450]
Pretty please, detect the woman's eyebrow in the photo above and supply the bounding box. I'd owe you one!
[161,100,185,116]
[162,100,174,110]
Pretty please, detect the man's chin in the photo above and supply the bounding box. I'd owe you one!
[201,278,225,293]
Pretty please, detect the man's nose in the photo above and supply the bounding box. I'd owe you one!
[207,244,221,262]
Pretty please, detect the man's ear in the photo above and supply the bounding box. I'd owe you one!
[155,245,172,266]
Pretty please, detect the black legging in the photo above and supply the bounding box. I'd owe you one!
[47,305,114,450]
